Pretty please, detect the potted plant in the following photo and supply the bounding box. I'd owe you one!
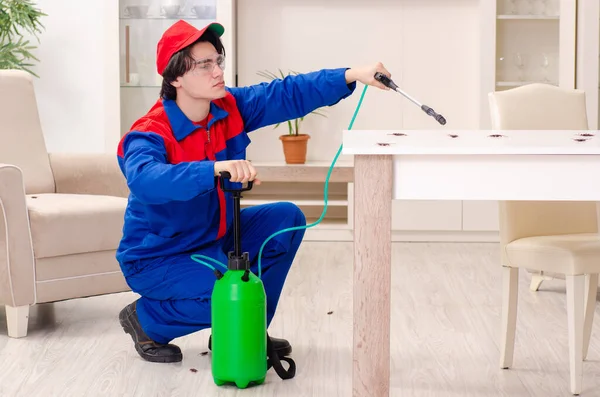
[257,69,327,164]
[0,0,46,77]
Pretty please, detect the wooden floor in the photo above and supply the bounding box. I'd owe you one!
[0,242,599,396]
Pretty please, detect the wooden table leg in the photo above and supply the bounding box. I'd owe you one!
[353,155,393,397]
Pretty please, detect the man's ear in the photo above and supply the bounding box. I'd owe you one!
[171,77,182,88]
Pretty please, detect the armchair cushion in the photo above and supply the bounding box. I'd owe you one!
[27,193,127,259]
[49,153,129,198]
[505,233,600,275]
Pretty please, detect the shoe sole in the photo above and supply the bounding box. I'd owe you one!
[119,309,183,363]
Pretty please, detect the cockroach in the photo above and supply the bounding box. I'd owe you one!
[377,142,391,146]
[448,134,458,138]
[488,134,506,138]
[578,133,594,137]
[573,138,588,142]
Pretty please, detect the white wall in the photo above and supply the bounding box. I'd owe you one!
[27,0,479,157]
[28,0,120,153]
[237,0,480,163]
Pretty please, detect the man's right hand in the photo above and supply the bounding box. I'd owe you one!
[214,160,261,185]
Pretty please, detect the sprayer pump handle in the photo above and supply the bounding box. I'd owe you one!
[219,171,254,192]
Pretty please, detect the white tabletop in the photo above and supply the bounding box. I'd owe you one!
[341,130,600,155]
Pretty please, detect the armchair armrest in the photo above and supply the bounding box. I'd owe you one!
[0,164,35,307]
[49,153,129,198]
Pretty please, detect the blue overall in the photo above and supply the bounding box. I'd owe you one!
[116,68,357,344]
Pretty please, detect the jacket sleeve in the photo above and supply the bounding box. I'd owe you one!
[118,131,216,204]
[226,67,356,133]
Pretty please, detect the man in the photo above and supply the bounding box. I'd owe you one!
[116,19,391,363]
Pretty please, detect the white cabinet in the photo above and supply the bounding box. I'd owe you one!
[469,0,578,236]
[118,0,236,135]
[479,0,577,129]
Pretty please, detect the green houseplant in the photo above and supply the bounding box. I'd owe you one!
[0,0,46,77]
[257,69,327,164]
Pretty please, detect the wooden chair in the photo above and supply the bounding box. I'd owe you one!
[488,83,599,395]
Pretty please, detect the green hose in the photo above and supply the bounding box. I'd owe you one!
[191,84,369,278]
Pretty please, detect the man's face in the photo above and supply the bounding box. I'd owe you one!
[172,41,226,101]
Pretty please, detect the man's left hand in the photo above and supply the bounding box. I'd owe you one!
[345,62,392,90]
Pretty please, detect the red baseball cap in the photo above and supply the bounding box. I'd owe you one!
[156,20,225,75]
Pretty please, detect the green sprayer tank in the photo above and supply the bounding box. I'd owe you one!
[211,172,267,388]
[212,266,267,388]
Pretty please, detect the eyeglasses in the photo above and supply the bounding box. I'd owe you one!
[191,54,226,75]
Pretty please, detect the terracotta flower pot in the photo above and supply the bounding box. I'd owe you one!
[279,134,310,164]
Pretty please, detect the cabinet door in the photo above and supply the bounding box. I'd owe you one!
[479,0,577,129]
[392,201,462,231]
[118,0,236,135]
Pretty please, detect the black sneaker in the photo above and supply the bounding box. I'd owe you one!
[119,300,183,363]
[208,334,292,357]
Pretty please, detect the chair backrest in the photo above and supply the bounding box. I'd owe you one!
[488,83,598,246]
[0,70,55,194]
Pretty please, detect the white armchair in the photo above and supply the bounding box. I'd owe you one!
[488,83,599,395]
[0,70,130,338]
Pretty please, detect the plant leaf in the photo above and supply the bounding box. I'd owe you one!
[257,70,279,81]
[311,110,328,118]
[0,0,46,77]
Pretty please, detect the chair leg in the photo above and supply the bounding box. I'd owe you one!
[530,271,555,292]
[530,272,544,291]
[500,266,519,369]
[566,275,585,395]
[583,274,598,361]
[6,305,30,338]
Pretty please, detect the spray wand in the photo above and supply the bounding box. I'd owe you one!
[374,72,446,125]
